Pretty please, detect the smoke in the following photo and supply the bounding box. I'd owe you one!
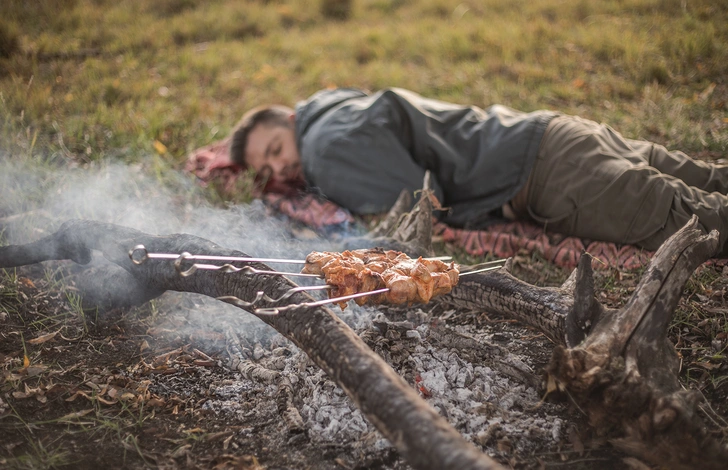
[0,152,364,341]
[0,156,312,255]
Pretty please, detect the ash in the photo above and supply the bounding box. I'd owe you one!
[199,298,569,465]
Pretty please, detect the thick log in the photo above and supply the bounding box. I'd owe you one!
[547,216,728,469]
[447,258,572,345]
[0,219,501,470]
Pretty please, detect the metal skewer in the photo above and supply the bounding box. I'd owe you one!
[173,261,323,278]
[129,243,504,313]
[129,245,309,265]
[129,245,453,267]
[216,287,388,315]
[459,265,503,276]
[166,258,503,278]
[250,264,505,315]
[251,288,391,316]
[216,264,504,316]
[130,243,503,278]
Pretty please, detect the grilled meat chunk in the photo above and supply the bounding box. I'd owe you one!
[302,249,459,309]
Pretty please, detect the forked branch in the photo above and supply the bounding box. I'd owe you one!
[548,216,728,469]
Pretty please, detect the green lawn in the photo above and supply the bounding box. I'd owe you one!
[1,0,726,172]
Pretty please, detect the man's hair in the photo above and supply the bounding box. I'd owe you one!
[229,105,294,168]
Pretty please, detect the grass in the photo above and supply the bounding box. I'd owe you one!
[0,438,73,470]
[0,1,727,464]
[0,0,726,171]
[0,268,20,307]
[0,398,155,469]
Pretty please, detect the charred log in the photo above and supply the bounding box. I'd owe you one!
[447,257,573,345]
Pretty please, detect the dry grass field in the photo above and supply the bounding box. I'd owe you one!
[1,0,727,468]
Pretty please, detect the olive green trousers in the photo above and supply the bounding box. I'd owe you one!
[522,115,728,256]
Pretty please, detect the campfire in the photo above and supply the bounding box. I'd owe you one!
[1,171,727,469]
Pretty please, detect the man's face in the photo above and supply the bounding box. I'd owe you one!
[244,122,303,185]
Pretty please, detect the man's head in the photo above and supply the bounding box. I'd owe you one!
[229,105,303,187]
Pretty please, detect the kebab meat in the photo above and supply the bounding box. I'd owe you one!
[301,249,459,309]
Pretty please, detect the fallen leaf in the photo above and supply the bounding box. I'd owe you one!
[567,424,584,454]
[28,329,61,345]
[204,431,234,442]
[95,395,117,405]
[171,444,191,458]
[153,140,167,155]
[18,277,36,288]
[26,365,47,377]
[691,361,721,370]
[545,374,559,395]
[65,391,86,402]
[146,397,165,407]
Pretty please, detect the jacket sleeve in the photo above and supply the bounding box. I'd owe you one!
[303,125,445,215]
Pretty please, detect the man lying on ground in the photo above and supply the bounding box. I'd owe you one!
[228,87,728,257]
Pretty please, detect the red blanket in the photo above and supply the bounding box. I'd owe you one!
[186,141,717,271]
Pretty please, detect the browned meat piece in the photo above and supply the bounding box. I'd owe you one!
[301,251,338,275]
[354,270,386,306]
[301,249,460,309]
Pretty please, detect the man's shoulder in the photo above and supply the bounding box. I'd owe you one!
[302,87,369,107]
[295,88,370,139]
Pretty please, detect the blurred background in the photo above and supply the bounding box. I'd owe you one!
[1,0,726,189]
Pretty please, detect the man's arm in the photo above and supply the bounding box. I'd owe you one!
[303,126,444,214]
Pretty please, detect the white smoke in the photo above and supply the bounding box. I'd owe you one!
[0,155,318,256]
[0,152,344,339]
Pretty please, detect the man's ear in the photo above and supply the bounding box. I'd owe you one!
[288,112,296,124]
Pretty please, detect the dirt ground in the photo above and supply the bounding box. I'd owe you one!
[2,248,727,469]
[1,163,727,469]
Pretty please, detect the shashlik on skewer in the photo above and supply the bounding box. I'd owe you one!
[301,248,459,309]
[130,246,506,311]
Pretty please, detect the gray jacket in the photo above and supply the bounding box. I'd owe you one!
[295,88,556,228]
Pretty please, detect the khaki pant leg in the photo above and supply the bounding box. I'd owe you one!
[526,116,728,255]
[623,137,728,194]
[636,182,728,255]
